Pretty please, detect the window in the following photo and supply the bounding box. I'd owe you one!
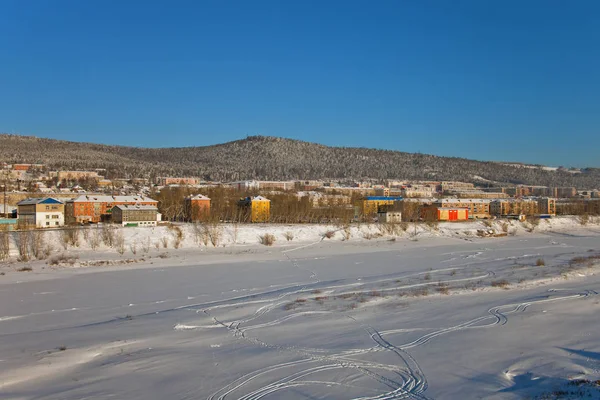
[55,222,59,226]
[52,215,58,219]
[46,206,50,210]
[46,222,50,226]
[46,215,50,219]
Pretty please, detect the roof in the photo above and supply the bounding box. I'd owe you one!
[113,204,158,211]
[187,194,211,201]
[365,196,403,201]
[69,195,157,203]
[17,197,63,206]
[251,196,270,202]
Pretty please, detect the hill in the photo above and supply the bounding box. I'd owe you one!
[0,134,598,188]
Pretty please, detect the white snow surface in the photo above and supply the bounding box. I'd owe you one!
[1,217,600,399]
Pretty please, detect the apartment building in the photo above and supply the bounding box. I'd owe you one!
[238,196,271,223]
[490,199,538,217]
[421,206,469,222]
[155,177,200,186]
[184,194,211,222]
[16,197,64,228]
[434,198,491,219]
[112,204,159,227]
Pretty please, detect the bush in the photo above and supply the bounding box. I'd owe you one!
[323,230,336,239]
[259,233,276,246]
[115,231,125,255]
[48,253,79,266]
[283,231,295,241]
[0,231,9,261]
[491,279,510,288]
[536,258,545,266]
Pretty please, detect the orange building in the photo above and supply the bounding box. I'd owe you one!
[421,206,469,221]
[185,194,211,221]
[65,195,158,224]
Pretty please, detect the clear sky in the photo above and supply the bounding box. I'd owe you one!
[0,0,598,167]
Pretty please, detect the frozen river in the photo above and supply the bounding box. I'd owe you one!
[1,231,600,399]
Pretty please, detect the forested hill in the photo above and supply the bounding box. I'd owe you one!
[0,134,598,188]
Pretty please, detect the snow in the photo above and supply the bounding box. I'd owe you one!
[0,218,600,399]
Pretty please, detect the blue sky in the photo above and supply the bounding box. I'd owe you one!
[0,0,598,167]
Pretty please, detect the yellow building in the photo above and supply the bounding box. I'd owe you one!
[356,196,402,219]
[238,196,271,223]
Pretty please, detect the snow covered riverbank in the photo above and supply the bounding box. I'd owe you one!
[1,220,600,399]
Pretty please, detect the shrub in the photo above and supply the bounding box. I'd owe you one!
[323,230,336,239]
[0,231,9,261]
[101,225,116,247]
[48,253,79,266]
[17,266,33,272]
[579,213,590,226]
[259,233,276,246]
[536,258,545,266]
[491,279,510,288]
[283,231,295,241]
[482,219,493,227]
[62,228,80,249]
[423,273,431,281]
[436,284,450,295]
[161,236,169,249]
[16,231,31,261]
[115,231,125,255]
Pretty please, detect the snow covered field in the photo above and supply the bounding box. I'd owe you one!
[1,218,600,399]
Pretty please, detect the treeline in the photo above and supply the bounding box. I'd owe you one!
[1,134,599,188]
[155,187,362,223]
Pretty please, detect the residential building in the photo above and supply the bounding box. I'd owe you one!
[537,198,556,215]
[65,195,158,224]
[421,206,469,221]
[238,196,271,223]
[57,171,102,182]
[156,177,200,186]
[184,194,211,221]
[490,199,538,217]
[356,196,403,219]
[16,197,64,228]
[434,198,491,219]
[112,204,159,227]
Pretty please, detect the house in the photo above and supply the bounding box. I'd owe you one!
[421,206,469,222]
[16,197,64,228]
[112,204,159,227]
[65,195,158,224]
[238,196,270,223]
[184,194,211,222]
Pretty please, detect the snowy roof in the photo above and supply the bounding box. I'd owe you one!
[113,204,158,211]
[69,195,157,203]
[187,194,210,201]
[17,197,63,206]
[251,196,270,202]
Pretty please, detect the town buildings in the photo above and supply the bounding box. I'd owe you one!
[16,197,64,228]
[156,177,200,186]
[421,206,469,221]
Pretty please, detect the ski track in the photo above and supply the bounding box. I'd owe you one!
[202,241,597,400]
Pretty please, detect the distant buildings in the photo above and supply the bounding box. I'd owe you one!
[156,177,200,186]
[421,206,469,222]
[16,197,64,228]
